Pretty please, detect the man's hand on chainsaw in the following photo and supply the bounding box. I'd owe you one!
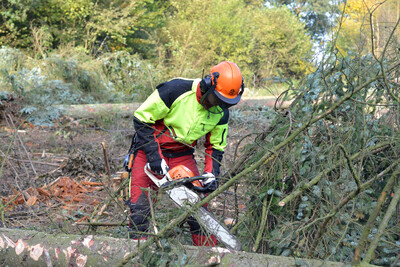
[193,173,219,193]
[147,159,169,176]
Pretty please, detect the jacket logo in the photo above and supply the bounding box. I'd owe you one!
[229,89,235,95]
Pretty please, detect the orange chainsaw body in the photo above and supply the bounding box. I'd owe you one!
[168,165,202,187]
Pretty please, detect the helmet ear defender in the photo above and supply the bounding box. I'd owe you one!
[199,75,211,94]
[239,78,245,96]
[200,72,219,94]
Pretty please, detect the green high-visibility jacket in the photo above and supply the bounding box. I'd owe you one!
[133,78,229,175]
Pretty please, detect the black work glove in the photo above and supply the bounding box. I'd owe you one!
[148,158,169,175]
[192,173,219,193]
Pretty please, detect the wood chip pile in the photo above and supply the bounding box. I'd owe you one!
[1,174,128,214]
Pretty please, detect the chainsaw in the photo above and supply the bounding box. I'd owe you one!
[144,164,242,251]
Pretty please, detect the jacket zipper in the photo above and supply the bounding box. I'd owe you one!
[220,128,226,145]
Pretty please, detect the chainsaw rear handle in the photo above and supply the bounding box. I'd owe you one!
[144,164,170,188]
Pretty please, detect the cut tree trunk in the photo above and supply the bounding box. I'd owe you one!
[0,228,377,267]
[60,103,142,119]
[60,98,292,119]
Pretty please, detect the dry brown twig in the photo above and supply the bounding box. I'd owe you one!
[5,114,37,176]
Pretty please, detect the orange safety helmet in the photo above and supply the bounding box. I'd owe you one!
[211,61,243,105]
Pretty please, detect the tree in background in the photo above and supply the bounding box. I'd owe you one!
[247,7,313,84]
[0,0,153,57]
[126,0,168,60]
[0,0,40,48]
[267,0,344,41]
[156,0,313,86]
[334,0,400,57]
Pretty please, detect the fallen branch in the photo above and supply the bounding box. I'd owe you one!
[279,140,392,207]
[6,114,37,176]
[353,166,400,264]
[252,191,273,252]
[0,115,18,182]
[339,144,361,189]
[362,181,400,264]
[75,222,128,227]
[308,160,399,256]
[90,173,129,223]
[8,158,61,167]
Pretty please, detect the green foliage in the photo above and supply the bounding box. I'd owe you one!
[247,7,313,80]
[0,46,167,125]
[1,65,96,126]
[0,46,27,72]
[231,48,400,264]
[99,51,164,100]
[0,0,34,47]
[0,91,12,103]
[0,0,153,55]
[229,105,275,129]
[126,0,168,58]
[0,47,153,125]
[333,0,400,57]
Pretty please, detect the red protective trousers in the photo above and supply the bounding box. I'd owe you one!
[128,150,217,246]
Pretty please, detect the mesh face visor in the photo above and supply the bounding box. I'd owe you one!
[200,88,240,112]
[214,79,244,110]
[213,90,242,109]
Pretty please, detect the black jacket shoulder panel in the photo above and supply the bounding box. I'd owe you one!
[157,79,193,108]
[217,109,229,125]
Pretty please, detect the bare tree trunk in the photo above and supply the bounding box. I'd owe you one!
[375,19,380,54]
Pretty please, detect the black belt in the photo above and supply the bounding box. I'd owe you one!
[161,149,194,158]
